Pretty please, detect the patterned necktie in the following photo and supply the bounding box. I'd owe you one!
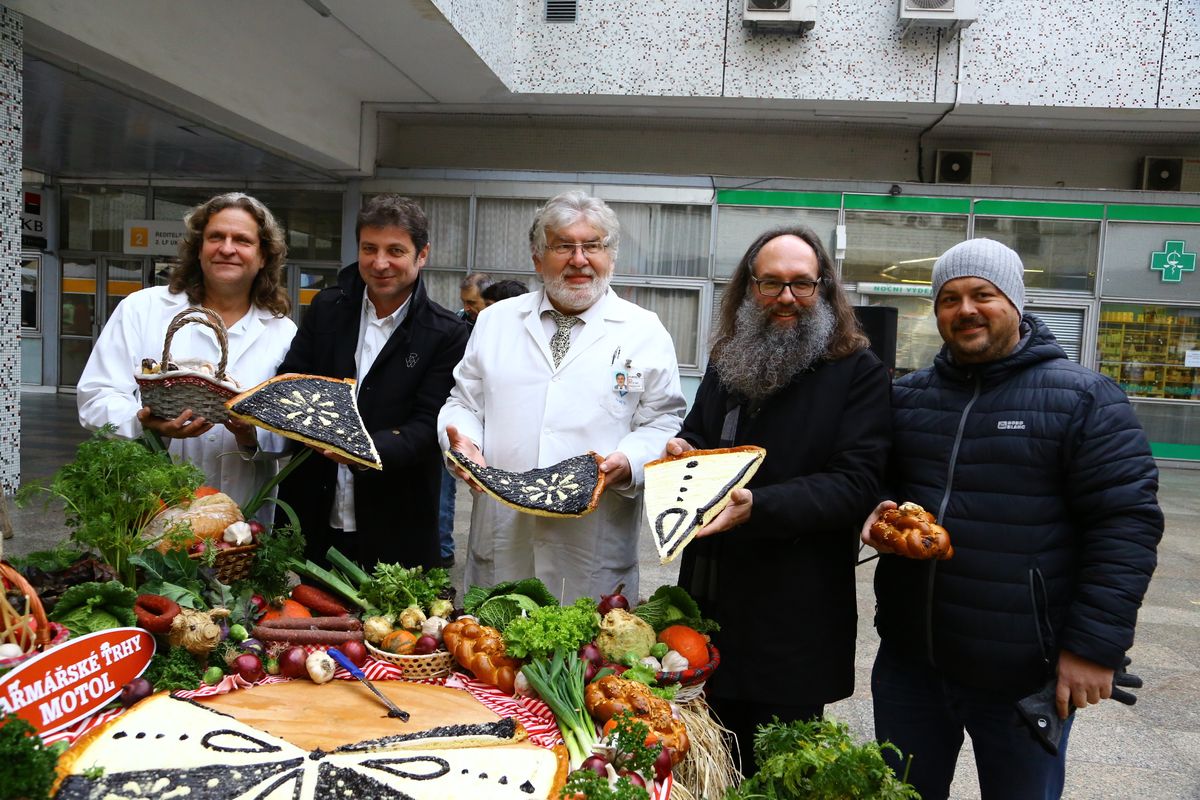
[548,310,581,368]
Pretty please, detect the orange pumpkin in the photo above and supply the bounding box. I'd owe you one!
[260,599,313,622]
[381,629,418,655]
[657,625,709,668]
[193,486,221,498]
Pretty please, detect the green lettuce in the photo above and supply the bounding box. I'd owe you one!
[48,580,137,636]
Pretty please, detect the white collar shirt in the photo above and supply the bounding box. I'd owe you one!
[329,291,410,531]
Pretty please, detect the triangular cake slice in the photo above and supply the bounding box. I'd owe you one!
[445,450,606,518]
[644,445,766,564]
[227,374,382,470]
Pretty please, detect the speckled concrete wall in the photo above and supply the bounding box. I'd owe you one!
[476,0,1194,111]
[0,7,19,494]
[432,0,517,86]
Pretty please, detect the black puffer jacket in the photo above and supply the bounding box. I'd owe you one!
[874,315,1162,697]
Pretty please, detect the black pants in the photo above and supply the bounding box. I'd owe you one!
[706,694,825,777]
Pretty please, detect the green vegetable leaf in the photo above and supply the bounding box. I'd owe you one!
[464,578,557,616]
[502,598,600,660]
[362,563,451,617]
[142,648,205,692]
[130,550,206,609]
[477,593,543,631]
[47,580,137,636]
[634,585,720,633]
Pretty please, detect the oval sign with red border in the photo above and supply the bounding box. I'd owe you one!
[0,627,155,736]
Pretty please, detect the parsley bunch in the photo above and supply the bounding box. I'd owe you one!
[559,770,649,800]
[725,717,919,800]
[0,713,67,800]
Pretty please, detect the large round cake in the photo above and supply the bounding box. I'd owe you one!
[54,680,567,799]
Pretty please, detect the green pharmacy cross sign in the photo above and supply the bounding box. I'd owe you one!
[1150,240,1196,283]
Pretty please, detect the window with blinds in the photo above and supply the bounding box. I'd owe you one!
[1027,307,1085,363]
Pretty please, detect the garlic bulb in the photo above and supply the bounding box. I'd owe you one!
[222,521,253,546]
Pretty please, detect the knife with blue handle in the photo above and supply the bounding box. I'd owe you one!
[327,647,410,721]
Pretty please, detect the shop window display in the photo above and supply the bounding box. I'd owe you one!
[973,217,1098,292]
[1098,303,1200,400]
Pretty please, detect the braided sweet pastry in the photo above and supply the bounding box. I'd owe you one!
[870,502,954,560]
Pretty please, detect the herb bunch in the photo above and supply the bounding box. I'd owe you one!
[19,427,203,587]
[503,597,600,660]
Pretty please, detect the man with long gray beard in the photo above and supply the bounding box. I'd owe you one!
[664,226,892,775]
[439,191,685,602]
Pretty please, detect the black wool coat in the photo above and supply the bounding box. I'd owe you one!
[276,266,468,570]
[677,348,891,706]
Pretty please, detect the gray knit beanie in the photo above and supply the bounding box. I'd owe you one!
[930,238,1025,314]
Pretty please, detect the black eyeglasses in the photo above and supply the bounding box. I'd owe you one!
[750,275,822,298]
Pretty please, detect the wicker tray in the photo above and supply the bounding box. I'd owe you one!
[190,543,257,584]
[136,307,239,423]
[655,642,720,701]
[365,641,454,680]
[1,561,71,669]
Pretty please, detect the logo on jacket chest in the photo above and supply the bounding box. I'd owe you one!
[406,353,419,368]
[997,420,1027,431]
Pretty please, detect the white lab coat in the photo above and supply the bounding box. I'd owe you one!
[77,286,297,521]
[438,289,686,602]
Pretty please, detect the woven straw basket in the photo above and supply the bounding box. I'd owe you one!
[365,642,455,680]
[1,561,70,670]
[136,307,239,423]
[190,544,257,584]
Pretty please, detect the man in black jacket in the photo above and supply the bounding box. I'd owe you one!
[277,195,468,571]
[665,227,891,774]
[861,238,1163,800]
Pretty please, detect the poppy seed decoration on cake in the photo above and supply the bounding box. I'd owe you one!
[643,445,766,564]
[226,373,382,469]
[445,450,606,518]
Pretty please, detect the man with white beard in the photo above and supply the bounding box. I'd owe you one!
[439,191,686,602]
[663,227,892,775]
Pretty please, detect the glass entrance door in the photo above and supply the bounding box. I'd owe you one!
[59,256,147,387]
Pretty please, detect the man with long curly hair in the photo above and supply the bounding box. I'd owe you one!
[665,226,892,774]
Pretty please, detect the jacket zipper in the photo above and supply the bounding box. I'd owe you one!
[924,371,982,666]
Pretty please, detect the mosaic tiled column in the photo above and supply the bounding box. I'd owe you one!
[0,7,20,494]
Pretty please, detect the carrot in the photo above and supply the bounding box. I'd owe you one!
[290,584,350,616]
[256,616,363,631]
[251,626,365,645]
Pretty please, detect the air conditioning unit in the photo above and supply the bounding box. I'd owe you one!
[743,0,820,34]
[935,150,992,185]
[899,0,977,36]
[1139,156,1200,192]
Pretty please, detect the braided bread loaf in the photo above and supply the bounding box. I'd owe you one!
[870,502,954,560]
[584,675,690,765]
[441,618,521,694]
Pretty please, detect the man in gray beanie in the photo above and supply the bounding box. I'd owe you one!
[860,239,1162,799]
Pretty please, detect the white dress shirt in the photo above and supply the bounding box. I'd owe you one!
[329,291,410,531]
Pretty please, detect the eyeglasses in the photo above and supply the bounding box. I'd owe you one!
[750,275,822,298]
[547,240,607,256]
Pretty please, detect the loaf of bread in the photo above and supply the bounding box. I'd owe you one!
[583,675,690,765]
[870,502,954,560]
[442,618,522,694]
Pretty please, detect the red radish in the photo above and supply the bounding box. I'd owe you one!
[580,755,608,776]
[340,640,368,666]
[653,747,674,782]
[278,646,308,679]
[233,653,265,682]
[413,635,438,655]
[248,520,266,536]
[187,540,208,556]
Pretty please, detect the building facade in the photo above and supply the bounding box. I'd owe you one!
[6,0,1199,482]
